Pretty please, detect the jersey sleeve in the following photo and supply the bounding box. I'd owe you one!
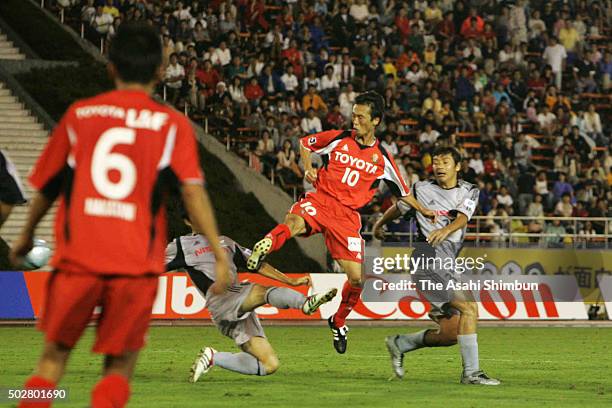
[299,130,344,155]
[453,186,479,220]
[168,116,205,185]
[165,238,186,271]
[230,239,252,270]
[380,148,410,197]
[29,107,74,194]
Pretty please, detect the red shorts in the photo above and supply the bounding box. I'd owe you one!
[39,271,158,355]
[289,191,364,263]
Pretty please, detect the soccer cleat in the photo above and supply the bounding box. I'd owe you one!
[385,335,405,379]
[460,370,501,386]
[328,316,349,354]
[189,347,216,383]
[302,288,338,315]
[247,237,273,271]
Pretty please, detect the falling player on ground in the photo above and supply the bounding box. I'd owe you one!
[246,91,435,354]
[166,210,337,381]
[10,23,230,408]
[373,146,500,385]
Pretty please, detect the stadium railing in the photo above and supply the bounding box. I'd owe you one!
[364,216,611,249]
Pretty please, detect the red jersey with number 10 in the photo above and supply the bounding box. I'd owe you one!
[300,129,409,209]
[29,90,204,276]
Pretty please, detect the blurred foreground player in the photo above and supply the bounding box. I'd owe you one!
[374,146,500,385]
[10,22,229,407]
[247,92,435,354]
[0,149,27,229]
[166,211,337,381]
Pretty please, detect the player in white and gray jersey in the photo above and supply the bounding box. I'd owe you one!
[165,211,337,382]
[374,146,500,386]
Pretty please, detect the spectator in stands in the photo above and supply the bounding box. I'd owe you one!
[302,85,328,115]
[542,36,567,90]
[553,172,574,203]
[554,193,574,217]
[301,108,323,134]
[255,130,276,175]
[164,53,185,106]
[543,219,567,247]
[276,140,302,189]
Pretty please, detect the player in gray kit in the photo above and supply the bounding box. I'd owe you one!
[165,211,337,382]
[373,146,500,386]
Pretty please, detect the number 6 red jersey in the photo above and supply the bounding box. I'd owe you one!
[300,129,409,209]
[29,90,204,276]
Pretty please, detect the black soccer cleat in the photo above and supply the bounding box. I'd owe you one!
[328,316,349,354]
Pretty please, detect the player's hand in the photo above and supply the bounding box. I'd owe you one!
[304,168,318,184]
[427,227,451,246]
[210,256,231,295]
[9,233,33,268]
[373,222,385,240]
[421,208,438,224]
[291,276,312,287]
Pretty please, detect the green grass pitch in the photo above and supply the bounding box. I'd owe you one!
[1,325,611,407]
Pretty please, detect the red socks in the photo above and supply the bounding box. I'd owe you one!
[266,224,291,252]
[91,374,130,408]
[18,376,56,408]
[333,280,363,327]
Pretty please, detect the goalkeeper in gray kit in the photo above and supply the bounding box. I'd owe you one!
[166,210,336,382]
[373,146,500,386]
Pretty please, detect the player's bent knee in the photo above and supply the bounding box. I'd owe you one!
[453,301,478,317]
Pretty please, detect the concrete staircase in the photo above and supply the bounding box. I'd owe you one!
[0,33,26,60]
[0,81,55,249]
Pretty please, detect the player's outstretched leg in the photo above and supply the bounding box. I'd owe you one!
[191,338,279,380]
[247,214,306,270]
[328,260,362,354]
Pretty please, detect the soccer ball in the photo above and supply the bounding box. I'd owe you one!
[22,239,52,270]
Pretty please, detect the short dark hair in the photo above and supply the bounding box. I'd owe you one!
[109,22,162,85]
[432,146,462,164]
[354,91,384,123]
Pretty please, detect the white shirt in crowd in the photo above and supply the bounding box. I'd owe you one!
[93,12,114,34]
[320,74,339,91]
[339,90,357,118]
[164,63,185,88]
[419,129,440,144]
[542,44,567,73]
[537,112,556,129]
[381,140,399,157]
[301,116,323,134]
[281,73,299,92]
[469,158,485,174]
[211,47,231,66]
[334,62,355,83]
[496,193,514,207]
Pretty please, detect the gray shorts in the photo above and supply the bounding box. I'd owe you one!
[206,282,266,346]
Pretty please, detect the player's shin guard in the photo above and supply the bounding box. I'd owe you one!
[18,376,56,408]
[214,352,268,376]
[265,287,306,309]
[91,374,130,408]
[333,281,362,327]
[266,224,291,252]
[396,330,428,353]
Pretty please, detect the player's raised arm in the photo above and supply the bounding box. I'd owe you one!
[299,142,317,184]
[299,129,345,184]
[10,106,73,265]
[400,194,436,221]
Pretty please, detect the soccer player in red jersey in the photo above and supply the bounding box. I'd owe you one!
[246,91,435,354]
[10,23,229,408]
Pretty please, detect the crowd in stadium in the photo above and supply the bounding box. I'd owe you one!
[57,0,611,244]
